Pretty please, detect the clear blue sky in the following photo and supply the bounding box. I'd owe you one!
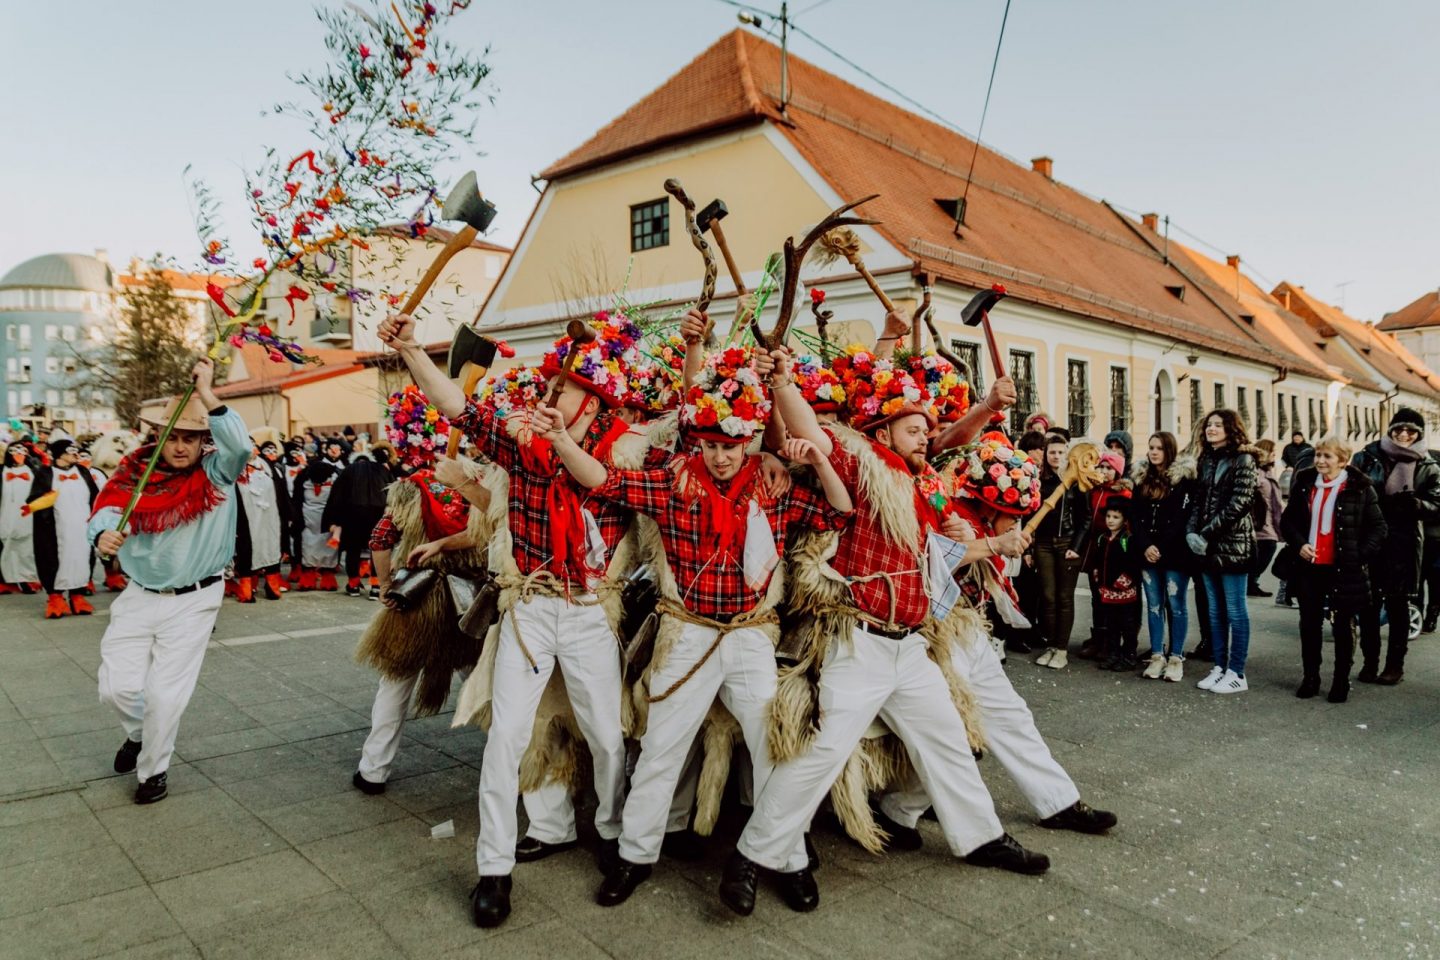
[2,0,1436,321]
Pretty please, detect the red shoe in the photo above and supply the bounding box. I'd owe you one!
[83,581,95,596]
[0,583,16,595]
[237,578,256,603]
[298,568,318,591]
[224,578,239,598]
[358,559,372,579]
[70,594,94,616]
[318,571,339,592]
[23,582,39,594]
[104,572,128,592]
[44,594,68,619]
[288,565,301,583]
[264,573,286,599]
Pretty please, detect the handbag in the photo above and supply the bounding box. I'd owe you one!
[384,567,439,611]
[1271,545,1298,582]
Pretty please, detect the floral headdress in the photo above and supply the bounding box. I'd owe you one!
[385,384,451,467]
[680,346,772,443]
[478,365,548,420]
[940,431,1041,516]
[897,349,970,423]
[625,335,686,414]
[793,353,846,413]
[540,308,643,408]
[832,343,937,433]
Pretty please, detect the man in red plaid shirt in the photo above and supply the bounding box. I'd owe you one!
[528,342,853,910]
[722,345,1051,917]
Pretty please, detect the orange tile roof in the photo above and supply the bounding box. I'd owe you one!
[540,30,1327,378]
[1276,283,1440,396]
[1377,289,1440,332]
[117,269,243,292]
[213,342,366,399]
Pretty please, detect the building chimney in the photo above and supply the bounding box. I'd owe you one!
[1030,156,1053,180]
[1141,212,1159,232]
[1226,255,1240,270]
[1281,290,1292,311]
[94,248,109,265]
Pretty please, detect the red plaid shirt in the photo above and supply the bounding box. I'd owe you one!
[369,514,401,551]
[453,398,668,589]
[594,458,848,618]
[825,430,933,629]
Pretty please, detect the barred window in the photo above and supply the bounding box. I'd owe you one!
[949,339,984,394]
[1109,366,1129,433]
[1189,379,1203,429]
[1320,400,1329,435]
[1009,350,1037,428]
[1214,381,1226,411]
[1066,359,1090,437]
[1308,398,1317,438]
[1291,395,1301,438]
[630,199,669,252]
[1237,386,1249,432]
[1278,391,1289,436]
[1255,388,1268,440]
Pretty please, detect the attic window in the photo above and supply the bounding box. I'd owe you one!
[934,197,967,234]
[1165,284,1187,302]
[1239,313,1255,325]
[630,199,669,252]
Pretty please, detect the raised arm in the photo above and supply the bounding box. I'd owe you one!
[377,313,466,417]
[780,438,851,514]
[531,404,607,488]
[767,348,831,457]
[872,310,910,361]
[930,376,1017,454]
[679,309,707,392]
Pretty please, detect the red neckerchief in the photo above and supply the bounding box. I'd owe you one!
[869,439,945,536]
[409,469,470,540]
[518,414,632,583]
[90,445,222,534]
[676,453,767,559]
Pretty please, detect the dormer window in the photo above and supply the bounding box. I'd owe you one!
[1165,284,1186,301]
[630,199,669,252]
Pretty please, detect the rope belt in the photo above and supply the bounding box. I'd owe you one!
[646,599,779,704]
[838,566,922,635]
[496,568,618,674]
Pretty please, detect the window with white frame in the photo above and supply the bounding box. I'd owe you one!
[44,324,58,341]
[19,389,31,406]
[44,357,58,374]
[1214,381,1225,411]
[61,325,76,342]
[3,325,12,341]
[45,389,58,405]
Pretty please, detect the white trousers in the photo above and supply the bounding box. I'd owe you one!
[96,582,224,783]
[358,667,475,784]
[879,638,1080,826]
[737,628,1003,871]
[620,623,777,865]
[475,595,625,876]
[522,746,699,846]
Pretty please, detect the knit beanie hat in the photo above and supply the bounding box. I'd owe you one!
[1097,449,1126,476]
[1388,407,1425,439]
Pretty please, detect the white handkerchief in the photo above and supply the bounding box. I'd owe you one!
[926,531,969,621]
[582,508,606,589]
[742,499,780,592]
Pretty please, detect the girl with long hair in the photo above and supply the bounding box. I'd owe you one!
[1130,432,1196,681]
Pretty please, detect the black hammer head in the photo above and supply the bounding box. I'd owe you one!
[961,284,1008,327]
[447,324,500,378]
[697,199,729,233]
[441,171,498,232]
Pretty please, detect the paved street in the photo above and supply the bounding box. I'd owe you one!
[1,574,1437,960]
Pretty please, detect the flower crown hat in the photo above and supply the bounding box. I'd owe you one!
[625,335,686,414]
[832,343,938,433]
[792,353,846,414]
[940,430,1041,516]
[897,349,970,424]
[385,384,451,468]
[478,365,548,421]
[680,346,773,444]
[540,308,643,409]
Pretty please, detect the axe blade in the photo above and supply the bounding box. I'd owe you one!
[441,171,498,232]
[961,285,1008,327]
[447,325,498,378]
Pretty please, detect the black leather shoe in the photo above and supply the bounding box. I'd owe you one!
[1295,675,1321,699]
[872,807,922,851]
[965,833,1050,874]
[595,859,652,906]
[1039,800,1117,835]
[1356,663,1380,683]
[352,771,386,795]
[1377,667,1404,686]
[470,875,512,928]
[718,851,760,916]
[1327,681,1350,703]
[514,835,578,863]
[775,868,820,912]
[114,738,142,774]
[804,833,820,872]
[661,829,705,862]
[134,773,168,805]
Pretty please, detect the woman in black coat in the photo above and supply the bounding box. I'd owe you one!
[1281,438,1386,702]
[1130,432,1197,681]
[1186,410,1258,695]
[1348,407,1440,683]
[1028,435,1092,669]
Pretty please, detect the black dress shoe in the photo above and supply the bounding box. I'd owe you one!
[514,835,578,863]
[352,770,386,795]
[114,738,142,774]
[804,833,820,872]
[775,868,819,912]
[718,851,760,916]
[1039,800,1117,835]
[661,829,706,862]
[134,773,168,805]
[470,875,512,928]
[872,807,922,851]
[595,859,652,906]
[1356,663,1380,683]
[1247,587,1272,598]
[1295,675,1321,699]
[965,833,1050,874]
[1377,667,1404,686]
[1327,681,1350,703]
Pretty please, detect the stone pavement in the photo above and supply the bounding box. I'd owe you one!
[1,575,1437,960]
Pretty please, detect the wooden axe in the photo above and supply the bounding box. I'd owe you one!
[961,284,1008,382]
[397,172,496,316]
[444,326,501,457]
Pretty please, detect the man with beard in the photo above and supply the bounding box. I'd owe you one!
[292,438,348,590]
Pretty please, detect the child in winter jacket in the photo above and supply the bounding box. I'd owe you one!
[1078,449,1134,660]
[1088,497,1142,672]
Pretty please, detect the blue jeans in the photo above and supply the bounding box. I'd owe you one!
[1202,571,1251,674]
[1140,567,1189,657]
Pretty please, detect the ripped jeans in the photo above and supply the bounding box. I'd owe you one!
[1140,566,1189,658]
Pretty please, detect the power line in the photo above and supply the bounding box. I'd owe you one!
[960,0,1013,213]
[796,0,837,13]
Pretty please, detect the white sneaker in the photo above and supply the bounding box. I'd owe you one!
[1142,654,1166,679]
[1163,655,1184,683]
[991,636,1007,664]
[1211,669,1248,694]
[1046,650,1068,670]
[1034,649,1054,667]
[1196,665,1225,691]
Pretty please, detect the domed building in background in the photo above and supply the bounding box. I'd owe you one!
[0,251,118,433]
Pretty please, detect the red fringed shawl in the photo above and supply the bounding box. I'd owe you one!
[90,445,224,535]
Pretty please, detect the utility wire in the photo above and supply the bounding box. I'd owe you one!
[960,0,1013,210]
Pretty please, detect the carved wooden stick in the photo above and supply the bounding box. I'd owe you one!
[770,194,881,349]
[664,178,716,318]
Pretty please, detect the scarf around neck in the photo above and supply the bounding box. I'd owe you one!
[1379,437,1422,495]
[1308,472,1346,548]
[90,445,223,535]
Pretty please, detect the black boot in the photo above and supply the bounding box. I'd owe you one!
[595,859,652,907]
[1424,610,1438,635]
[1039,800,1117,834]
[1327,679,1350,703]
[134,773,168,805]
[871,806,922,851]
[718,851,760,916]
[964,833,1050,874]
[514,835,579,863]
[114,738,142,774]
[351,770,386,795]
[1356,662,1380,683]
[775,868,820,912]
[1295,675,1321,699]
[661,829,705,862]
[469,875,512,928]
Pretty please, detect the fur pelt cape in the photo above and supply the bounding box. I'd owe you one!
[352,460,500,716]
[771,424,987,854]
[450,412,680,795]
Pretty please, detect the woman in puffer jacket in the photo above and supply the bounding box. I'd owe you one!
[1281,436,1386,703]
[1186,410,1258,695]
